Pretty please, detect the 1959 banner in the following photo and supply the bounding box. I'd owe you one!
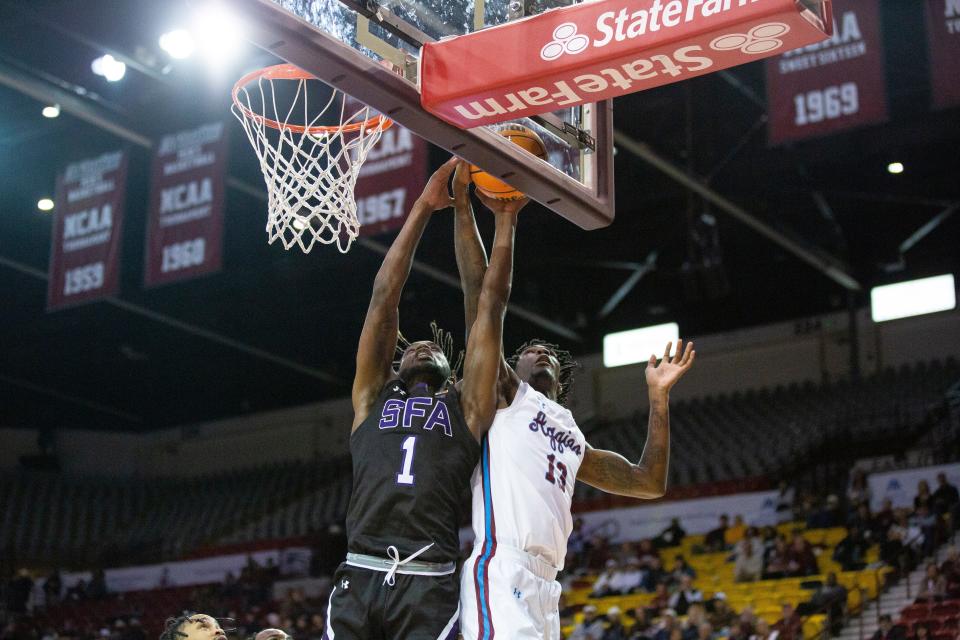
[47,150,128,311]
[765,0,888,145]
[926,0,960,110]
[144,122,227,287]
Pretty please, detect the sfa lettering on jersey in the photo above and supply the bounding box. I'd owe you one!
[379,397,453,437]
[529,411,582,456]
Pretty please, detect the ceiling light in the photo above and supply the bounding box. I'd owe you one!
[42,104,60,118]
[603,322,680,368]
[91,54,126,82]
[887,162,904,175]
[37,198,55,212]
[159,29,196,59]
[193,3,244,62]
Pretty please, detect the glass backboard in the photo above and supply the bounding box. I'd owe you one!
[230,0,615,229]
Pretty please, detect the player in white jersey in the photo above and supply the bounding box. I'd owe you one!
[451,162,696,639]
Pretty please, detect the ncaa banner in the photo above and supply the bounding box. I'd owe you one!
[351,114,428,237]
[144,122,227,287]
[765,0,888,145]
[47,150,128,311]
[926,0,960,110]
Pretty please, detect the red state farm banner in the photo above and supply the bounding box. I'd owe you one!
[144,122,228,287]
[355,125,428,237]
[47,150,128,311]
[421,0,833,128]
[765,0,887,145]
[926,0,960,110]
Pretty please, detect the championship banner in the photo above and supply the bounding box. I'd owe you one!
[47,151,128,311]
[765,0,887,145]
[926,0,960,110]
[355,124,428,237]
[144,122,227,287]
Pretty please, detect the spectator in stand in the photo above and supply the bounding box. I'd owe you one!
[775,480,796,524]
[848,469,872,509]
[42,570,61,609]
[916,562,947,601]
[913,504,940,557]
[612,558,646,595]
[648,582,671,614]
[915,480,933,511]
[773,604,802,640]
[734,528,764,583]
[786,532,818,577]
[682,604,708,640]
[656,518,687,549]
[7,569,33,614]
[764,536,790,580]
[880,526,909,570]
[709,594,737,633]
[750,620,777,640]
[668,576,704,615]
[653,610,680,640]
[940,546,960,596]
[932,473,959,526]
[728,621,751,640]
[874,499,896,537]
[870,615,905,640]
[670,556,697,586]
[626,607,654,640]
[572,605,606,640]
[705,515,730,552]
[637,539,659,566]
[807,495,843,529]
[695,623,714,640]
[569,518,589,568]
[738,606,758,638]
[617,541,640,563]
[848,504,876,542]
[87,569,108,600]
[725,516,747,547]
[914,623,931,640]
[807,572,847,635]
[645,557,667,591]
[592,559,623,598]
[833,526,868,571]
[603,606,627,640]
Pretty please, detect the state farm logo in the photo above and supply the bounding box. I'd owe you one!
[540,23,591,61]
[710,23,791,55]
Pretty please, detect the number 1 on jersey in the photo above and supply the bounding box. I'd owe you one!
[397,435,417,485]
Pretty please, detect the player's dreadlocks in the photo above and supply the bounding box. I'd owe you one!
[395,321,464,383]
[159,613,197,640]
[508,339,578,406]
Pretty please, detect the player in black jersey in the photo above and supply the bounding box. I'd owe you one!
[324,157,518,639]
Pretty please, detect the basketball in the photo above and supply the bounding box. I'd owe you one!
[470,125,547,201]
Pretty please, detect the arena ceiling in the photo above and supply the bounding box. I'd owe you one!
[0,0,957,433]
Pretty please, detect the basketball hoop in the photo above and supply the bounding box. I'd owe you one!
[231,64,392,253]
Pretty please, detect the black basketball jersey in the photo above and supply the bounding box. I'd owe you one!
[345,379,480,564]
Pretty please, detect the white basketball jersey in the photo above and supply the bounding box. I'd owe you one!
[469,382,587,570]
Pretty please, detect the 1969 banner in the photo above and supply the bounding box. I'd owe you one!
[47,150,128,311]
[765,0,888,145]
[144,122,227,287]
[926,0,960,110]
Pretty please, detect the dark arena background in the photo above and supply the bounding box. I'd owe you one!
[1,1,959,640]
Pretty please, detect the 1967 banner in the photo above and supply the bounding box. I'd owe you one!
[354,124,428,238]
[765,0,888,145]
[144,122,227,287]
[47,150,128,311]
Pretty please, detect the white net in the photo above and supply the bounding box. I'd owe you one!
[232,68,389,253]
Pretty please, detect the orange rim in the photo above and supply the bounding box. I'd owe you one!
[232,63,392,135]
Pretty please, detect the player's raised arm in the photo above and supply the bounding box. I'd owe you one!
[459,196,525,441]
[452,161,488,336]
[578,340,695,499]
[351,158,458,430]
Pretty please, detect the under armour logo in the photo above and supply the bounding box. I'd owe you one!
[341,579,350,590]
[513,587,522,599]
[540,23,590,61]
[710,23,790,55]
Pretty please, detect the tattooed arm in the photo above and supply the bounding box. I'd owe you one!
[578,340,695,499]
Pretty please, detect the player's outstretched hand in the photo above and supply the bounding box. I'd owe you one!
[475,188,529,219]
[645,340,695,396]
[416,157,459,212]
